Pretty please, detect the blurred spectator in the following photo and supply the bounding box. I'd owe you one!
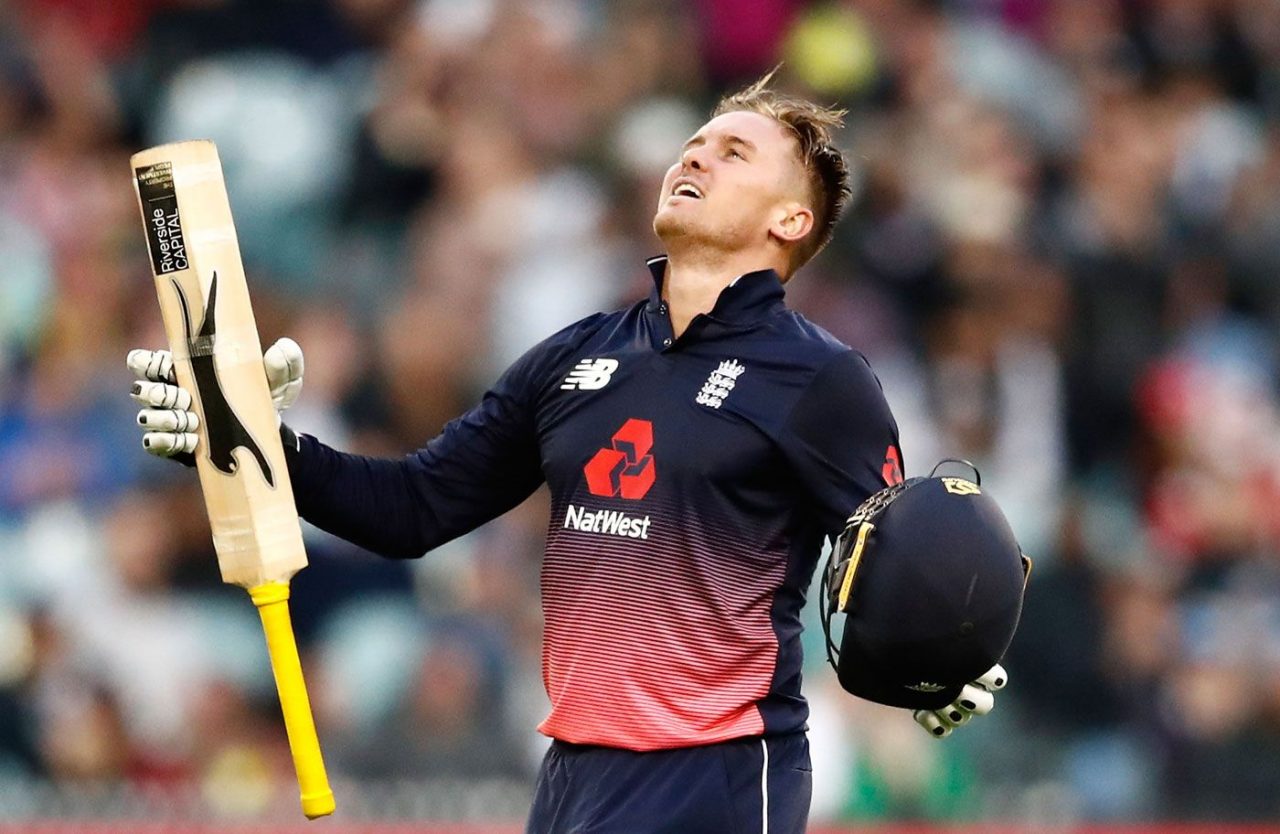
[335,623,528,780]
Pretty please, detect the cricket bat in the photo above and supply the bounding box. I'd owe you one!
[130,141,334,820]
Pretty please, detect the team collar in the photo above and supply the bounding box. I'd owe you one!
[644,255,786,325]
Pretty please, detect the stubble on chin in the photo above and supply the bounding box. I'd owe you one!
[653,205,705,248]
[652,208,678,244]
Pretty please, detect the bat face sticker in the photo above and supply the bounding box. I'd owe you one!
[171,271,276,488]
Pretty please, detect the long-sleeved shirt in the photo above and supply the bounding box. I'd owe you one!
[284,256,903,751]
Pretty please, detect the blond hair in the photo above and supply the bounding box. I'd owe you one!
[713,74,851,271]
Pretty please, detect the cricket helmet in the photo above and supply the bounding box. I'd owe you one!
[819,461,1031,710]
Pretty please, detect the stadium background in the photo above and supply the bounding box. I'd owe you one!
[2,0,1280,829]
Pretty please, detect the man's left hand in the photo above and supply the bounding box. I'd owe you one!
[913,663,1007,739]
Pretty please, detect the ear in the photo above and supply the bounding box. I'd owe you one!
[770,202,814,247]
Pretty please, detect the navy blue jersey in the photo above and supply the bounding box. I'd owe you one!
[284,256,903,750]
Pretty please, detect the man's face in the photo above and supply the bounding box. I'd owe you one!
[653,110,808,254]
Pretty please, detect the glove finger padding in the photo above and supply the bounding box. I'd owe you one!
[915,666,1009,739]
[263,337,304,411]
[914,709,952,739]
[976,663,1008,692]
[142,431,198,457]
[127,348,198,468]
[131,380,193,411]
[137,408,200,432]
[957,684,995,715]
[127,349,176,384]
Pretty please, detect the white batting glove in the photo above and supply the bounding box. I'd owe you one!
[128,348,198,461]
[127,337,304,462]
[263,337,305,412]
[913,663,1007,739]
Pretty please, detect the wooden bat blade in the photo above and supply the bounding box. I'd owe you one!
[130,140,307,589]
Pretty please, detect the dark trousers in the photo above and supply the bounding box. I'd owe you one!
[526,733,811,834]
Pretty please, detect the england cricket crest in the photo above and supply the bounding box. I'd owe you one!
[695,359,746,409]
[171,271,276,487]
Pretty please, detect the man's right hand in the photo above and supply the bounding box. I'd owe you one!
[127,337,305,465]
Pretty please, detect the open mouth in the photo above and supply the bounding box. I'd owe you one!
[672,180,704,200]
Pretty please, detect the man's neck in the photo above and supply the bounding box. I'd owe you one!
[661,250,782,338]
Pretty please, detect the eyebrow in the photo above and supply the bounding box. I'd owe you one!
[681,134,758,154]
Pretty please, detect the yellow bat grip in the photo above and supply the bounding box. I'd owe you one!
[249,582,335,819]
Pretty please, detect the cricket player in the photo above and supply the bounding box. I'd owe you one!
[129,78,1006,832]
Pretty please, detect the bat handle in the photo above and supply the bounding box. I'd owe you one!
[249,582,335,819]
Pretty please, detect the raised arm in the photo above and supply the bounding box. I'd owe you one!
[281,375,544,558]
[130,327,582,559]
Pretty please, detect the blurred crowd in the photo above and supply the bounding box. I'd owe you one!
[2,0,1280,825]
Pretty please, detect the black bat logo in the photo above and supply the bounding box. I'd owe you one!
[171,271,275,487]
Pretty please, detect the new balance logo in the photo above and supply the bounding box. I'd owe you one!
[695,359,745,409]
[562,358,619,390]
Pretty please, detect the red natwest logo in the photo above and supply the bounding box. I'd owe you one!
[584,418,656,499]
